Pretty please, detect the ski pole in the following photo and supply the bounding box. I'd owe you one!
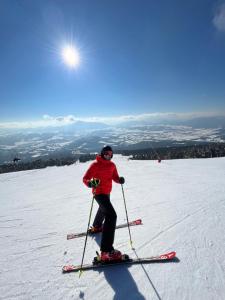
[79,191,95,277]
[121,184,133,249]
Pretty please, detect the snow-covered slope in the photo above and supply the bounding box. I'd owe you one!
[0,156,225,300]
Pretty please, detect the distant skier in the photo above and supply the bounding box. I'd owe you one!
[83,145,125,262]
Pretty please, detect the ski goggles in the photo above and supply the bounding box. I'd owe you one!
[103,150,113,157]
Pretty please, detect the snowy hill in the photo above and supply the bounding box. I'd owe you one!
[0,155,225,300]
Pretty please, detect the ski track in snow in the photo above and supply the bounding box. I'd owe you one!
[0,156,225,299]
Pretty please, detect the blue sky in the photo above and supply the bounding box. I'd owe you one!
[1,0,225,126]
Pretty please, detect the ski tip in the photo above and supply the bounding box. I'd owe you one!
[160,251,176,260]
[134,219,142,225]
[62,265,83,273]
[62,265,74,273]
[67,234,76,240]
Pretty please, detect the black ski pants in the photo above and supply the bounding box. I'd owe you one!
[93,194,117,252]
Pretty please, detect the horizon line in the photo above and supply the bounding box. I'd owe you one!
[1,111,225,129]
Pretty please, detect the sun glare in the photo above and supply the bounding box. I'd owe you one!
[62,45,80,68]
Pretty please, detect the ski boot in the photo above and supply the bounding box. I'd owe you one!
[88,225,103,234]
[93,250,129,265]
[101,249,130,262]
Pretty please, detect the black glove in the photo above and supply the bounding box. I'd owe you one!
[88,178,100,188]
[119,177,125,184]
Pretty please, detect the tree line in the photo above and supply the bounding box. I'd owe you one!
[1,143,225,174]
[120,143,225,160]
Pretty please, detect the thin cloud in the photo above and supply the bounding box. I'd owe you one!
[213,3,225,33]
[0,112,225,129]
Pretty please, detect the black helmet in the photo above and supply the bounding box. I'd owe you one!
[101,145,113,158]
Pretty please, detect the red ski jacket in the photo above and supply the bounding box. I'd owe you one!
[83,155,120,195]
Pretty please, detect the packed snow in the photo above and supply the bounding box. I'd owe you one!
[0,155,225,300]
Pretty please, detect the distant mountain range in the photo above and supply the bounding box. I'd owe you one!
[0,115,225,164]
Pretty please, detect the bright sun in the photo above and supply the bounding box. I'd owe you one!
[62,45,80,68]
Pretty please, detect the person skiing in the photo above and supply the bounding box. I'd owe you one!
[83,145,125,262]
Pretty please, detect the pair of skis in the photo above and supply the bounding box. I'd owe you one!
[63,219,177,273]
